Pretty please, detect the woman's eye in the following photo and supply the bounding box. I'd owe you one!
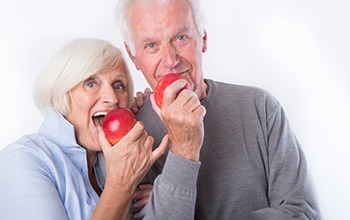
[85,80,96,88]
[113,81,125,90]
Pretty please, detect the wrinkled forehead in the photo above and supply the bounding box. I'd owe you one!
[127,0,196,37]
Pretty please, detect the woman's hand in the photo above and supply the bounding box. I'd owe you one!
[130,88,151,114]
[97,121,168,190]
[92,123,168,220]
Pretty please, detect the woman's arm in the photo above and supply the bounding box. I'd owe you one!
[0,146,69,220]
[91,123,168,220]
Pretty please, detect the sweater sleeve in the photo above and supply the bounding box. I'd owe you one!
[249,94,321,219]
[141,151,200,220]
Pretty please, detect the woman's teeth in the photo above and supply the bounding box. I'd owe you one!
[92,112,107,126]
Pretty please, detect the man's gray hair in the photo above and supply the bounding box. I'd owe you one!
[115,0,205,54]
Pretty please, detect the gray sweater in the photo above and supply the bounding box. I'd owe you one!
[135,79,321,219]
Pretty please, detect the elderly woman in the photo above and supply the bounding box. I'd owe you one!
[0,38,168,220]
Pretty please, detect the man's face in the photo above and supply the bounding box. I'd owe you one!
[126,0,208,100]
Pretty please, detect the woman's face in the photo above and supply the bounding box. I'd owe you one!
[65,64,130,151]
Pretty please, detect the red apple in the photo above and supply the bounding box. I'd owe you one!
[102,108,136,145]
[154,74,191,108]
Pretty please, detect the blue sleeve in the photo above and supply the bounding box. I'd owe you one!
[0,145,68,220]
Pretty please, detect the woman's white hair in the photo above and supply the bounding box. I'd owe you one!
[116,0,205,54]
[33,38,134,116]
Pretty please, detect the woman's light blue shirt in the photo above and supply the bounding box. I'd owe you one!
[0,114,103,220]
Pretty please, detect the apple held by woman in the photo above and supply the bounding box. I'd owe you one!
[102,108,137,145]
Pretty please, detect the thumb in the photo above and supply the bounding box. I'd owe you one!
[151,134,169,164]
[150,93,161,118]
[97,125,112,153]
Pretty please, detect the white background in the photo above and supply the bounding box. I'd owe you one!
[1,0,349,219]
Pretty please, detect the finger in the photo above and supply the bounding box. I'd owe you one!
[134,189,152,208]
[176,89,199,108]
[139,184,153,190]
[136,131,149,155]
[133,191,143,200]
[151,134,169,163]
[144,135,154,154]
[114,122,145,149]
[150,94,161,117]
[133,184,153,200]
[134,212,144,219]
[134,196,150,208]
[185,93,206,117]
[136,91,144,107]
[175,90,206,118]
[143,88,151,97]
[97,126,112,152]
[130,97,139,114]
[162,79,189,108]
[193,104,207,118]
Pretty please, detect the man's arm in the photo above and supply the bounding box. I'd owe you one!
[250,94,321,219]
[141,151,200,220]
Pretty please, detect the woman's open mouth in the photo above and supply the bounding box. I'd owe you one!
[92,111,107,126]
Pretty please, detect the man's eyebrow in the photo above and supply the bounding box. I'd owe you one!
[175,26,189,35]
[136,36,157,48]
[140,37,156,43]
[137,26,191,45]
[170,27,191,40]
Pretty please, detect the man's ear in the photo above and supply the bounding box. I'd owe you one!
[202,31,207,53]
[124,42,140,70]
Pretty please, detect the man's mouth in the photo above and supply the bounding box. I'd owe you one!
[92,112,107,126]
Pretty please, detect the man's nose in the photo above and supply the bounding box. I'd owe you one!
[162,43,180,69]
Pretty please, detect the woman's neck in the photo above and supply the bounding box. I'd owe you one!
[87,151,102,196]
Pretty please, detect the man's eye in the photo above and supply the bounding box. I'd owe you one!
[146,43,156,49]
[177,35,186,41]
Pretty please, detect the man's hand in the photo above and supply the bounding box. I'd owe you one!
[130,88,151,114]
[132,184,153,219]
[151,79,206,162]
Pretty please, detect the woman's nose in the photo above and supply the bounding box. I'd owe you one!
[101,86,118,106]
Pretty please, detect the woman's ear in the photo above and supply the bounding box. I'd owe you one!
[124,42,140,70]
